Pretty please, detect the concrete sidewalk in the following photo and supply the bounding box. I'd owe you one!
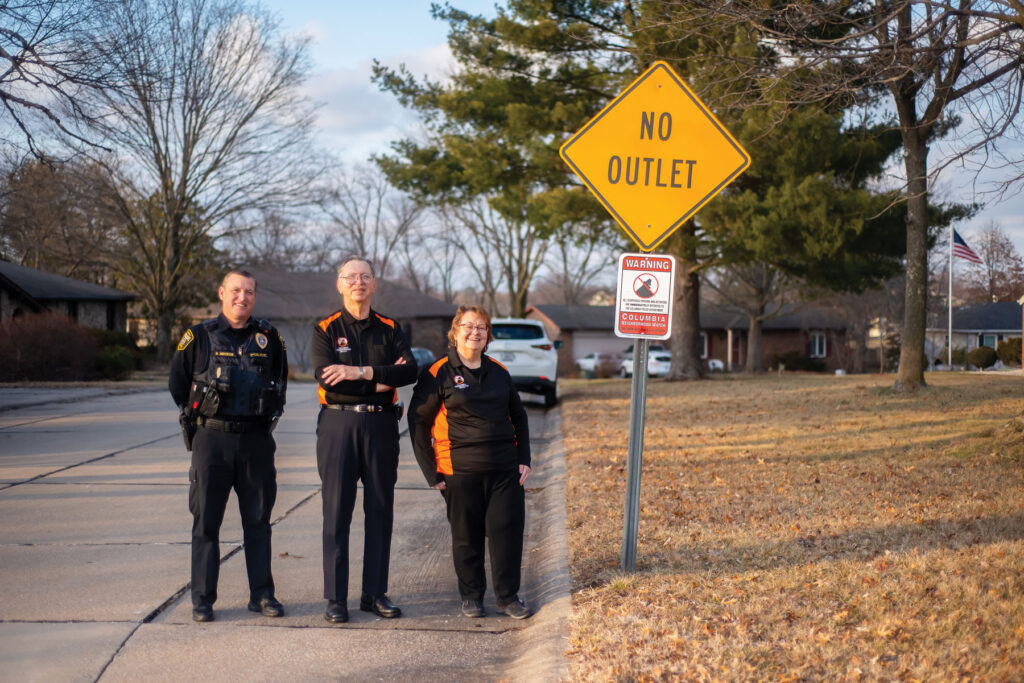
[0,384,570,682]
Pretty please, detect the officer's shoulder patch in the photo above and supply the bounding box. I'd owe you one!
[276,329,286,350]
[177,329,194,351]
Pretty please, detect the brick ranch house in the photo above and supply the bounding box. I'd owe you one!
[526,303,849,376]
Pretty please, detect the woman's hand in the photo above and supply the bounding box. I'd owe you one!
[433,481,447,491]
[519,464,531,486]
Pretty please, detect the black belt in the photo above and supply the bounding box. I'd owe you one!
[324,403,393,413]
[197,417,268,432]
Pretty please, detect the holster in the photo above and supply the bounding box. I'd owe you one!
[179,411,197,451]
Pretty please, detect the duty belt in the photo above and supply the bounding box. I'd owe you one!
[324,403,393,413]
[196,417,268,432]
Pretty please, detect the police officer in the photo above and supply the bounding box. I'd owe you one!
[169,270,287,623]
[313,256,417,623]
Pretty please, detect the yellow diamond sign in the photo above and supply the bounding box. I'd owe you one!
[560,61,750,252]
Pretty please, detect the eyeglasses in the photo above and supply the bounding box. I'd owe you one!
[459,324,488,332]
[339,273,374,284]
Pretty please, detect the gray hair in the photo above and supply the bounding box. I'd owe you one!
[336,256,376,278]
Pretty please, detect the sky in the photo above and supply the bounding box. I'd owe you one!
[263,0,1024,259]
[261,0,498,166]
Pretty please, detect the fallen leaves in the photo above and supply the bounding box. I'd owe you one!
[562,373,1024,681]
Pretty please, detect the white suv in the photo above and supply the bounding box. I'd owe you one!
[488,318,560,406]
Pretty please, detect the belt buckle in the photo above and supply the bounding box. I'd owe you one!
[354,404,371,413]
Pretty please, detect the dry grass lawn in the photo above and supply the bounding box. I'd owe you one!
[560,372,1024,681]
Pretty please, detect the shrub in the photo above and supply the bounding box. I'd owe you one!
[0,313,97,381]
[96,345,134,380]
[950,346,968,366]
[997,338,1022,366]
[89,328,144,369]
[967,346,998,370]
[769,350,827,373]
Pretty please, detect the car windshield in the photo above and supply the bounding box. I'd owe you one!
[492,324,543,340]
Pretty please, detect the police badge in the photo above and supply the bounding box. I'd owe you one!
[255,332,268,349]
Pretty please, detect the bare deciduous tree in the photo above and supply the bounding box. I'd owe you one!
[0,0,113,156]
[542,228,618,305]
[316,163,424,279]
[674,0,1024,390]
[703,262,799,372]
[0,157,118,283]
[960,223,1024,303]
[76,0,321,360]
[439,199,549,318]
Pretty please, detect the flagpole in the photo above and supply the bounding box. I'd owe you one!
[948,224,953,367]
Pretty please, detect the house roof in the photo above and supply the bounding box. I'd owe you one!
[929,301,1023,333]
[191,267,457,322]
[0,260,134,302]
[529,302,846,332]
[525,305,615,331]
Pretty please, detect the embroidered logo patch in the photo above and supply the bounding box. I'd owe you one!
[453,374,469,389]
[336,336,351,354]
[177,329,194,351]
[255,333,268,349]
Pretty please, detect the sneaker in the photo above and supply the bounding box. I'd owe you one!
[497,597,532,620]
[461,599,485,618]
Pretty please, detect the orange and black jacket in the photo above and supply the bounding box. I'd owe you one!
[312,307,417,406]
[408,350,530,486]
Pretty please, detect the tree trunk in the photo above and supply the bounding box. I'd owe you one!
[667,259,703,380]
[895,128,929,391]
[851,324,866,374]
[156,307,175,364]
[745,314,763,372]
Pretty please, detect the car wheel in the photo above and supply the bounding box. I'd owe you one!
[543,385,559,408]
[619,365,629,378]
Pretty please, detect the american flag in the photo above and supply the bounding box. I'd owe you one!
[953,229,983,264]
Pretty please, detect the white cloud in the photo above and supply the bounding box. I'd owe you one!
[300,44,459,164]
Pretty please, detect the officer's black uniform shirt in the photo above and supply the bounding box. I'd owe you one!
[169,313,288,418]
[408,350,530,486]
[312,307,417,405]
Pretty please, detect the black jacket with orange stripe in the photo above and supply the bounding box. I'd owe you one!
[312,307,417,405]
[408,350,530,486]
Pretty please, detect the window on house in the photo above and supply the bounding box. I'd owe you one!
[980,334,997,349]
[699,332,708,359]
[810,332,827,358]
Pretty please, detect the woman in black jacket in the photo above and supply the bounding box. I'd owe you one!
[408,304,532,619]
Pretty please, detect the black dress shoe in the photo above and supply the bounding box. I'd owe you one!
[248,596,284,617]
[324,601,348,623]
[359,593,401,618]
[192,604,214,622]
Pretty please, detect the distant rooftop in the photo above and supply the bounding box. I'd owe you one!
[190,267,457,321]
[0,260,134,301]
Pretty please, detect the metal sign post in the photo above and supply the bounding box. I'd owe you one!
[613,253,674,571]
[622,337,649,571]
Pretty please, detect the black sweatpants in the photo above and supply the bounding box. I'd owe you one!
[444,468,525,604]
[316,408,400,601]
[189,426,277,607]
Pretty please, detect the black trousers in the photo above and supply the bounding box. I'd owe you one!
[188,427,277,607]
[444,468,525,604]
[316,408,400,601]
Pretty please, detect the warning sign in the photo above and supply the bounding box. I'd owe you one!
[614,253,675,339]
